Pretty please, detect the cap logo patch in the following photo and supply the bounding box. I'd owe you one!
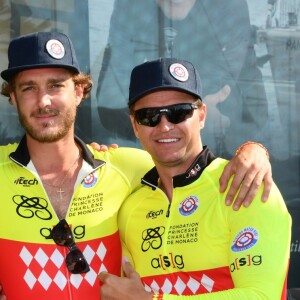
[46,39,65,59]
[169,63,189,82]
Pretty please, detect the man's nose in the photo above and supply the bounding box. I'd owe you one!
[157,114,174,131]
[37,89,52,107]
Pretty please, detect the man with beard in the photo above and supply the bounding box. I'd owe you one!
[0,31,154,299]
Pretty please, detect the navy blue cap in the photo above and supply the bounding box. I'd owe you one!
[1,32,80,81]
[128,58,202,106]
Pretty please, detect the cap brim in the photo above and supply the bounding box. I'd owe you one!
[1,64,80,81]
[129,86,202,106]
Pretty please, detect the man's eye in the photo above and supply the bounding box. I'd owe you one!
[51,83,63,88]
[22,86,33,92]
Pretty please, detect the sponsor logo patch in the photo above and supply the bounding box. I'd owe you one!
[179,196,199,216]
[82,172,98,188]
[231,227,258,252]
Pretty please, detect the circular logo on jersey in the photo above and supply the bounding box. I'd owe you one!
[231,227,259,252]
[82,172,98,188]
[46,39,65,59]
[169,63,189,82]
[179,196,199,216]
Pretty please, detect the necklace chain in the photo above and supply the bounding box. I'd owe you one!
[42,152,81,200]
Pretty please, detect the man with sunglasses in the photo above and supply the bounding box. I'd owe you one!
[0,32,272,300]
[99,58,291,299]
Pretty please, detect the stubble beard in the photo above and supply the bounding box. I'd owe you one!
[18,106,77,143]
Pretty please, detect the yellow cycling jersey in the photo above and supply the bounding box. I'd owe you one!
[118,147,291,299]
[0,136,153,300]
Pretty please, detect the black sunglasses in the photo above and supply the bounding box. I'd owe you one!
[47,219,90,274]
[134,103,200,127]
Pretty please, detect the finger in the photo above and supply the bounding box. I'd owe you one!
[89,142,101,151]
[261,161,273,201]
[234,168,272,209]
[219,162,234,194]
[222,164,248,206]
[99,145,109,152]
[261,172,273,202]
[237,163,272,206]
[230,163,267,210]
[225,173,247,208]
[109,144,119,149]
[122,257,139,280]
[122,259,133,277]
[98,271,110,282]
[243,169,266,205]
[232,177,257,210]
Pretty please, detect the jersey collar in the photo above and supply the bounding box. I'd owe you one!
[141,146,216,189]
[9,135,105,169]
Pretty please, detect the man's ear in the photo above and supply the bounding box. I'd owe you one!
[199,103,206,129]
[75,84,84,106]
[9,92,17,108]
[130,114,139,139]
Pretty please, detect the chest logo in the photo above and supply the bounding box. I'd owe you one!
[13,195,53,220]
[141,226,165,252]
[82,172,98,188]
[178,196,199,216]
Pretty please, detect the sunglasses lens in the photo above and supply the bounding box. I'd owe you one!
[50,219,90,274]
[134,103,198,127]
[168,105,194,124]
[66,249,90,274]
[135,108,160,127]
[51,220,73,245]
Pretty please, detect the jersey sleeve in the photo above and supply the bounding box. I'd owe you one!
[226,183,291,299]
[103,147,154,193]
[0,143,18,161]
[159,184,291,299]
